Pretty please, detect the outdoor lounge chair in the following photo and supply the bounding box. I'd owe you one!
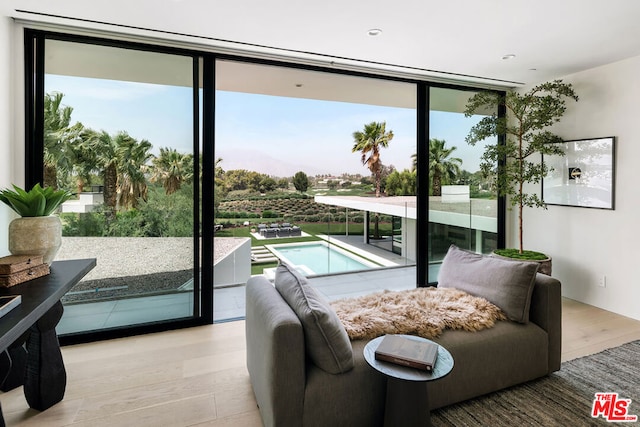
[278,227,291,237]
[290,226,301,237]
[264,228,278,238]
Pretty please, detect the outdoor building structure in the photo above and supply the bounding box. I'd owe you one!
[1,3,640,424]
[315,195,418,261]
[315,187,498,272]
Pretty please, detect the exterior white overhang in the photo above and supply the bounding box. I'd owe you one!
[314,195,497,233]
[314,195,417,220]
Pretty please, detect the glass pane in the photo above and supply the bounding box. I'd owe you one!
[213,60,417,321]
[428,87,498,282]
[42,39,197,334]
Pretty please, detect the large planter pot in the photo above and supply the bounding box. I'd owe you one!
[8,216,62,265]
[492,250,552,276]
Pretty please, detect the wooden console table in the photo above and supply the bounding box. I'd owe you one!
[0,258,96,426]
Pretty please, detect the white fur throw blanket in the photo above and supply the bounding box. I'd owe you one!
[331,287,507,341]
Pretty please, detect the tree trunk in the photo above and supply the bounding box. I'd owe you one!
[519,198,524,254]
[103,163,118,210]
[76,177,84,195]
[518,129,524,254]
[432,173,442,196]
[43,165,57,190]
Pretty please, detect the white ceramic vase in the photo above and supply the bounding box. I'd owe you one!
[8,216,62,265]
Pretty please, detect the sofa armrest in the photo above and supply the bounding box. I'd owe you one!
[529,273,562,373]
[245,276,305,427]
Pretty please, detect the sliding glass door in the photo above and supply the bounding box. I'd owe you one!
[212,60,417,319]
[24,29,505,338]
[28,33,202,336]
[427,87,499,282]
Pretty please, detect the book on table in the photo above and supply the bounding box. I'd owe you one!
[374,334,439,371]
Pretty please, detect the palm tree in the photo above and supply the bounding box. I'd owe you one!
[429,138,462,196]
[65,124,100,194]
[114,132,153,209]
[214,157,224,179]
[150,147,194,195]
[352,122,394,197]
[94,131,120,212]
[43,92,74,189]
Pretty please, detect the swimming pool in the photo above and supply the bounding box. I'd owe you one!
[265,241,379,276]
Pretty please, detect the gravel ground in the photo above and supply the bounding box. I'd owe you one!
[56,236,245,303]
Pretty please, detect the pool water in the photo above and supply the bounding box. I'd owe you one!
[266,242,378,275]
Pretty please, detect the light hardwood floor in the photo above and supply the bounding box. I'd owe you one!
[3,297,640,426]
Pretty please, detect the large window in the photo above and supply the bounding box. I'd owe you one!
[213,61,417,320]
[26,32,203,339]
[427,87,500,282]
[24,30,504,340]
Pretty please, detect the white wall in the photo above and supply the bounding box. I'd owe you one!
[514,55,640,321]
[0,16,13,256]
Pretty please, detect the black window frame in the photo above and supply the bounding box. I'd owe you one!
[24,27,505,344]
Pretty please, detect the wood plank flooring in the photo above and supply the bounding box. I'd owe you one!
[3,297,640,426]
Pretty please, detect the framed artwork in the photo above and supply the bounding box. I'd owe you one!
[542,136,616,209]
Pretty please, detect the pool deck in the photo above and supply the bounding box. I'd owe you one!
[57,235,417,333]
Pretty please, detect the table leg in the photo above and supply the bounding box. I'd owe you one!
[384,378,431,427]
[0,349,10,427]
[0,336,28,392]
[24,301,66,411]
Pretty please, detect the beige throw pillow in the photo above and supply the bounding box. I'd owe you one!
[275,262,354,374]
[437,245,539,323]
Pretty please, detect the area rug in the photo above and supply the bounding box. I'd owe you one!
[431,340,640,426]
[331,287,506,340]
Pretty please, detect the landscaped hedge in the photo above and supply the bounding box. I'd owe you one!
[218,197,329,220]
[217,195,386,226]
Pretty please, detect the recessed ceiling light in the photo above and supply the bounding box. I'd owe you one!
[368,28,382,36]
[502,54,516,60]
[295,83,303,88]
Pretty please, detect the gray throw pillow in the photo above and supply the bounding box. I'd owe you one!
[437,245,539,323]
[275,262,354,374]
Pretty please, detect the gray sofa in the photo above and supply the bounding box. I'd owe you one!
[246,259,561,427]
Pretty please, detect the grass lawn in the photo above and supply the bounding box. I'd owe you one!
[251,261,277,275]
[215,221,393,245]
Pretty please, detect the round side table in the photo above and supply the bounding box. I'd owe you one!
[364,335,454,427]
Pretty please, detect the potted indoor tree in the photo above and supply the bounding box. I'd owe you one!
[0,183,73,264]
[464,80,579,275]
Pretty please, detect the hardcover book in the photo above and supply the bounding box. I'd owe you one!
[0,255,44,275]
[374,334,439,371]
[0,263,50,287]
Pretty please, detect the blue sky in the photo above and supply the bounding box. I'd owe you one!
[46,74,488,177]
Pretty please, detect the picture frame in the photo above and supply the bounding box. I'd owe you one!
[541,136,616,209]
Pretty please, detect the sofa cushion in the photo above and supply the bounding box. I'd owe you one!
[275,262,354,374]
[437,245,538,323]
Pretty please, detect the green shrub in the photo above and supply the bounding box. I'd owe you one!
[61,212,106,236]
[494,248,549,260]
[262,210,279,218]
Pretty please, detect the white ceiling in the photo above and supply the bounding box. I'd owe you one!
[4,0,640,88]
